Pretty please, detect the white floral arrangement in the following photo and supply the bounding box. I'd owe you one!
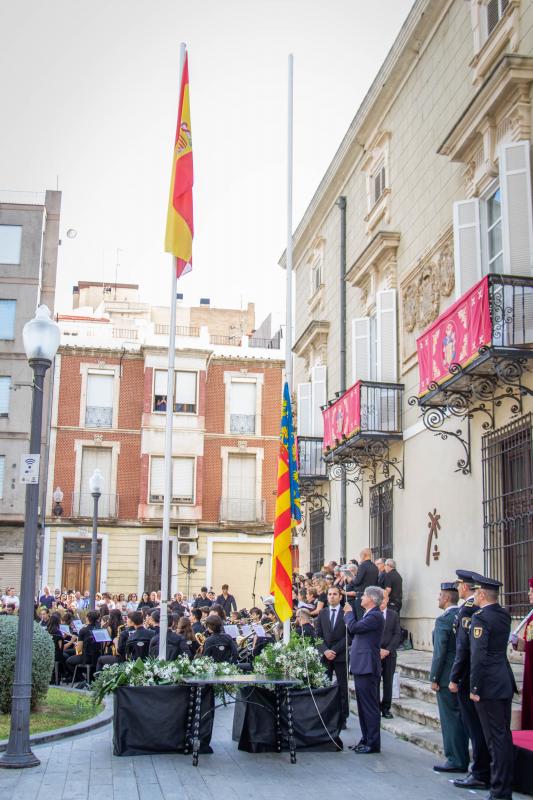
[92,655,239,703]
[253,633,329,690]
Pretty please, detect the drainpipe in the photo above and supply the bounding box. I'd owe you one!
[336,195,347,563]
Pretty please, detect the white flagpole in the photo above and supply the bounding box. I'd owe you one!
[283,53,294,646]
[159,41,187,661]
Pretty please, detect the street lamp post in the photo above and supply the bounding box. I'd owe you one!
[89,469,104,610]
[0,306,60,769]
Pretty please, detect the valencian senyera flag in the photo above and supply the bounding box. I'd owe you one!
[165,51,193,278]
[271,382,301,622]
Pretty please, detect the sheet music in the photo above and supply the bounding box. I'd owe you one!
[223,624,239,639]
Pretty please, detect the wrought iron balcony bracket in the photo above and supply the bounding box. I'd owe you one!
[325,439,404,491]
[326,460,364,506]
[408,396,471,475]
[300,487,331,520]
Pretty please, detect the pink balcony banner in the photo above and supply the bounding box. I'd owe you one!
[417,275,492,396]
[322,381,361,452]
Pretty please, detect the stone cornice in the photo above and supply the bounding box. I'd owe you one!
[345,231,401,287]
[293,320,330,358]
[438,54,533,161]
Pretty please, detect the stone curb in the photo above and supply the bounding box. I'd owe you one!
[0,687,112,751]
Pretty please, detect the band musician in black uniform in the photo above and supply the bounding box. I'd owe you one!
[316,585,350,729]
[469,573,517,800]
[448,569,491,791]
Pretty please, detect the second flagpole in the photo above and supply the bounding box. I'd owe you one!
[159,42,187,661]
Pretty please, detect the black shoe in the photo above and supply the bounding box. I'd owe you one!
[348,740,365,751]
[382,710,393,719]
[354,745,380,754]
[433,763,468,773]
[453,775,490,790]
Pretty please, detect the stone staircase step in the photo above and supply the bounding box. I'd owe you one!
[399,676,437,705]
[392,696,442,730]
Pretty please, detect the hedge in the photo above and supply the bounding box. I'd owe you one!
[0,615,55,713]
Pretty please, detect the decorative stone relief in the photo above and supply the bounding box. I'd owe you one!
[400,230,454,364]
[97,360,106,369]
[93,434,104,445]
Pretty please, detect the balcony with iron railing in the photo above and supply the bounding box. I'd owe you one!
[71,493,119,519]
[322,380,404,460]
[219,497,266,523]
[85,406,113,428]
[297,436,327,482]
[154,324,200,337]
[416,274,533,407]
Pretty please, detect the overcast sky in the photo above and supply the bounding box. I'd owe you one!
[0,0,414,328]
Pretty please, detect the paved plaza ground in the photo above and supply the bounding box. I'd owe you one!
[0,704,529,800]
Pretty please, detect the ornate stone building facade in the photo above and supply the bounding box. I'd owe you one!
[285,0,533,648]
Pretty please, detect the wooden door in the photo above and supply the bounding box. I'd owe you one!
[144,541,172,596]
[62,538,101,594]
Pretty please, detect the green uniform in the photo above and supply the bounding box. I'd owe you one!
[430,605,469,770]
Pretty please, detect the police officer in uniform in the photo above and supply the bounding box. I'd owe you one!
[469,573,517,800]
[449,570,491,790]
[431,582,469,773]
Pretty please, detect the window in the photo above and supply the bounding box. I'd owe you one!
[486,0,509,37]
[297,365,327,438]
[482,413,533,617]
[369,479,393,560]
[0,377,10,417]
[372,162,386,206]
[77,446,114,517]
[486,186,503,273]
[85,372,114,428]
[311,261,321,295]
[224,453,257,521]
[453,141,533,297]
[153,370,197,413]
[0,225,22,265]
[351,290,397,383]
[309,508,325,574]
[149,456,195,503]
[0,300,16,340]
[229,381,256,434]
[0,455,4,499]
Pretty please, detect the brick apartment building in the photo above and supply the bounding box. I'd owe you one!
[42,282,283,608]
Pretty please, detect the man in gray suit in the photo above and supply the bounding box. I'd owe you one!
[431,582,469,774]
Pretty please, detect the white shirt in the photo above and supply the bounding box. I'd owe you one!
[2,594,19,607]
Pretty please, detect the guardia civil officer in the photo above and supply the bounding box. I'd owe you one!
[469,573,517,800]
[449,570,491,790]
[431,582,469,774]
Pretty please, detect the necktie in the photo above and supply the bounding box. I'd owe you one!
[330,608,337,627]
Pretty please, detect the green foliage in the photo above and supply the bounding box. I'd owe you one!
[91,656,240,704]
[253,632,329,690]
[0,615,55,713]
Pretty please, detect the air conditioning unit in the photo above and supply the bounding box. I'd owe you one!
[178,540,198,556]
[178,525,198,540]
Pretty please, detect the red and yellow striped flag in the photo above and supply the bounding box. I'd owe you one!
[165,51,193,278]
[271,383,301,622]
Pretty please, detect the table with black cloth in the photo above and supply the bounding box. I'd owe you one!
[112,684,215,757]
[231,683,343,755]
[184,675,301,766]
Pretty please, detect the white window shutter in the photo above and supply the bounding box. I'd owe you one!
[352,317,371,382]
[150,457,165,498]
[0,455,4,499]
[86,373,114,408]
[0,377,10,414]
[230,381,256,414]
[154,369,167,396]
[176,371,197,405]
[500,140,533,277]
[453,199,482,297]
[311,365,327,436]
[376,289,397,382]
[172,458,194,501]
[297,382,312,436]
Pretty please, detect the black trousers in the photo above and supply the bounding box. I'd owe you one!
[457,685,490,782]
[380,652,396,712]
[476,698,514,799]
[326,659,349,721]
[354,674,381,751]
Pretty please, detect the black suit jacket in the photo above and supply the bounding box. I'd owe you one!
[350,560,379,595]
[380,608,401,652]
[315,606,348,662]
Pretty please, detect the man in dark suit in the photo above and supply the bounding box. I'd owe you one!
[343,548,379,620]
[381,559,403,613]
[344,585,385,753]
[379,592,401,719]
[316,586,350,728]
[469,573,517,800]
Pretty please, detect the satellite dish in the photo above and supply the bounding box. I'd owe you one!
[66,229,78,239]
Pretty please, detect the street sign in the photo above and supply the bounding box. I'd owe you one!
[20,454,40,484]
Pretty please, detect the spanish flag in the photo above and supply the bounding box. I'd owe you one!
[271,383,301,622]
[165,51,193,278]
